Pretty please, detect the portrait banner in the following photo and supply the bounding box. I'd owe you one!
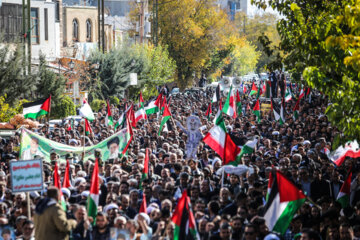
[19,128,129,162]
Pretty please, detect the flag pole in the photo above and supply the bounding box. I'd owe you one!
[83,118,86,161]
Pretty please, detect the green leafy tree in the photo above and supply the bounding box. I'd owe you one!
[90,99,106,112]
[51,95,76,119]
[0,95,28,122]
[0,43,36,103]
[251,0,360,140]
[109,96,120,105]
[35,54,67,103]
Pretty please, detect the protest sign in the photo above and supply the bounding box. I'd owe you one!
[20,128,129,162]
[10,159,43,193]
[261,103,272,113]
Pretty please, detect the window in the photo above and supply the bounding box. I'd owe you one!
[55,1,60,22]
[72,18,79,41]
[44,8,48,40]
[86,19,92,42]
[30,8,39,44]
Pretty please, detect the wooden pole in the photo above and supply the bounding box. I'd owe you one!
[26,192,31,219]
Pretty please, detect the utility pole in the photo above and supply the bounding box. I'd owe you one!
[101,0,105,53]
[27,0,31,74]
[139,1,144,44]
[155,0,158,46]
[22,0,26,74]
[98,0,100,50]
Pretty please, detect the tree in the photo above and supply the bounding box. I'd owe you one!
[51,95,76,119]
[251,0,360,140]
[155,0,244,88]
[234,12,281,72]
[89,40,176,100]
[90,99,106,112]
[0,43,36,103]
[0,95,28,122]
[36,54,67,103]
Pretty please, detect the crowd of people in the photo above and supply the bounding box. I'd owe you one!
[0,81,359,240]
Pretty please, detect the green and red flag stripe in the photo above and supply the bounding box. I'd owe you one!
[23,96,51,119]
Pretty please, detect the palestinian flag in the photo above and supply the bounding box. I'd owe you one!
[264,170,306,235]
[266,171,274,202]
[285,88,292,102]
[53,162,67,211]
[62,159,72,188]
[330,140,360,166]
[243,84,247,94]
[158,104,171,136]
[256,83,261,99]
[145,93,162,115]
[337,171,352,208]
[105,100,113,126]
[172,190,199,240]
[85,119,92,136]
[139,193,147,213]
[203,110,240,165]
[79,99,95,122]
[127,105,136,128]
[249,82,258,96]
[115,104,130,130]
[87,158,99,225]
[138,92,145,108]
[253,98,261,123]
[140,148,149,189]
[205,102,212,121]
[236,90,242,117]
[222,85,237,118]
[230,138,258,166]
[212,85,221,103]
[271,98,284,125]
[120,117,134,155]
[23,96,51,119]
[160,95,167,115]
[293,98,300,120]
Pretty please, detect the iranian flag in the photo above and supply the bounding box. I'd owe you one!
[172,190,199,240]
[62,159,72,188]
[253,98,261,123]
[87,158,99,224]
[145,93,162,115]
[236,90,242,116]
[85,119,92,136]
[79,99,95,122]
[222,85,237,118]
[264,170,306,235]
[158,104,171,136]
[139,193,147,213]
[271,98,285,125]
[285,88,292,102]
[293,98,300,120]
[229,138,258,166]
[140,148,149,189]
[53,162,67,211]
[205,102,212,121]
[337,171,352,208]
[105,100,113,126]
[330,140,360,166]
[203,111,240,165]
[249,82,258,96]
[23,96,51,119]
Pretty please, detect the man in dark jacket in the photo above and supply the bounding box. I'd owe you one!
[34,187,77,240]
